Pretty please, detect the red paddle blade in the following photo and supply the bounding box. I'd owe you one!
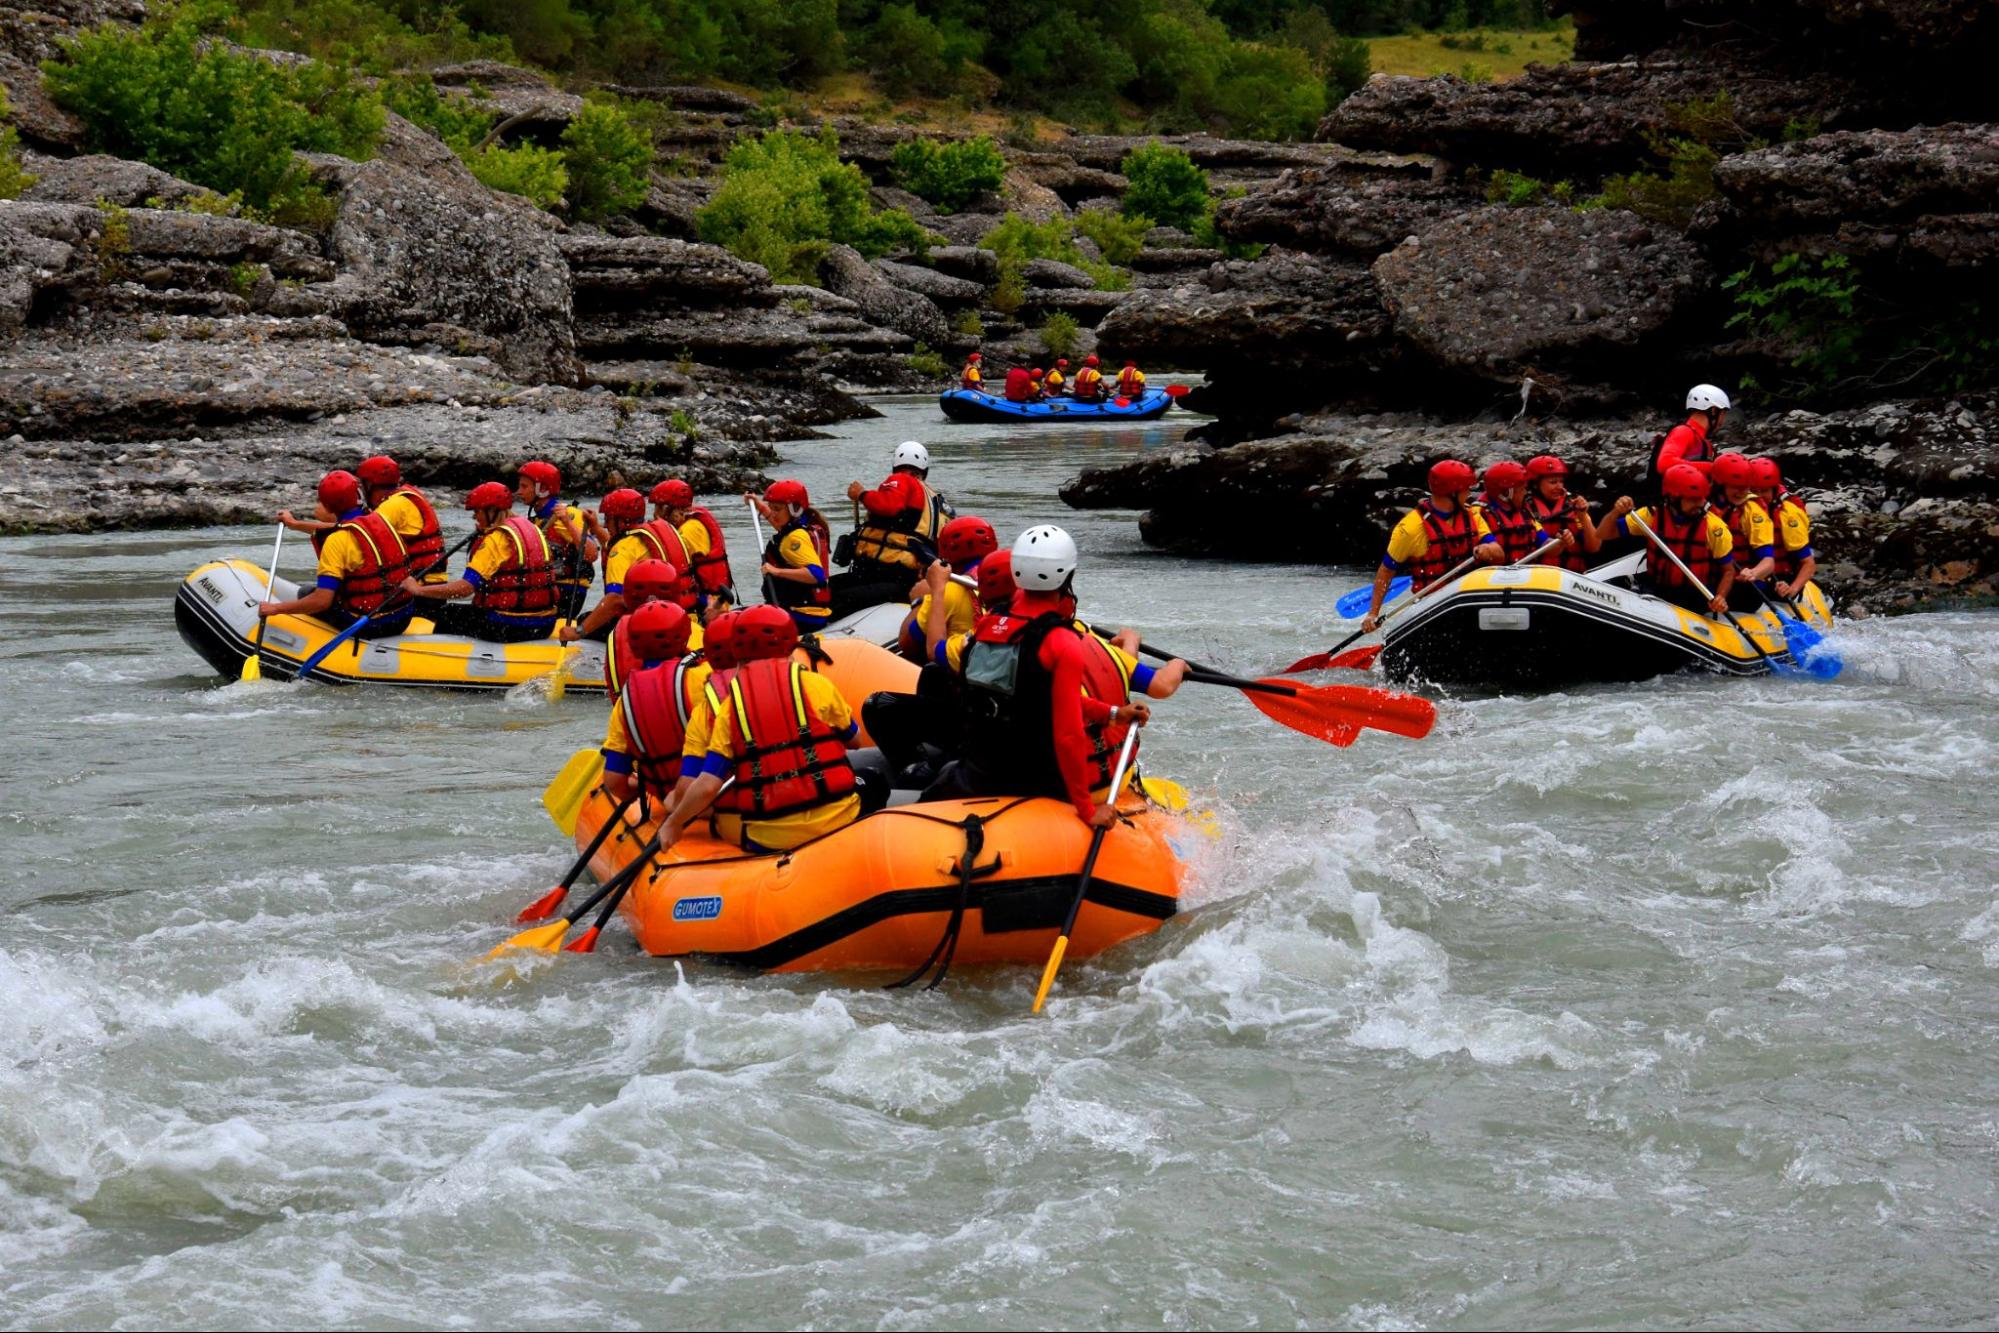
[515,886,568,924]
[1327,645,1383,671]
[1164,384,1190,397]
[1283,650,1335,674]
[562,927,601,954]
[1241,678,1435,745]
[1113,396,1132,407]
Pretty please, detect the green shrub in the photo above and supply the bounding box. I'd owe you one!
[382,74,493,154]
[562,100,651,221]
[989,269,1024,315]
[1589,92,1756,229]
[1081,259,1130,291]
[1724,253,1862,389]
[1486,168,1551,207]
[1325,35,1372,103]
[467,142,567,208]
[980,211,1075,269]
[953,308,984,337]
[1037,312,1079,358]
[230,0,514,73]
[0,89,36,201]
[1120,143,1208,233]
[905,341,950,377]
[1075,209,1149,264]
[889,136,1005,213]
[1190,205,1264,260]
[43,7,382,216]
[698,128,927,283]
[865,3,983,97]
[1209,43,1325,142]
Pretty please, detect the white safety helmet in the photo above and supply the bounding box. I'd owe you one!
[1686,384,1732,413]
[1011,524,1078,592]
[893,440,931,472]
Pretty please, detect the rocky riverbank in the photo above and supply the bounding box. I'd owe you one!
[1064,0,1999,612]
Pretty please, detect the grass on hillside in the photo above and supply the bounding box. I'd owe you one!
[1365,24,1575,81]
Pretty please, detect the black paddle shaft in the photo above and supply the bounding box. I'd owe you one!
[557,788,639,892]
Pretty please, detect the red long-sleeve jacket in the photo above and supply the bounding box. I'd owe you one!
[1654,415,1714,479]
[858,471,926,521]
[1011,591,1128,822]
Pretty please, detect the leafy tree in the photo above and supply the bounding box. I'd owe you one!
[562,100,651,220]
[1075,209,1150,264]
[42,6,382,218]
[0,88,37,201]
[1120,143,1209,232]
[382,75,495,154]
[889,136,1005,212]
[698,128,927,282]
[467,142,568,208]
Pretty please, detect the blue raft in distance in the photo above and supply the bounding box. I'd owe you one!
[938,387,1173,423]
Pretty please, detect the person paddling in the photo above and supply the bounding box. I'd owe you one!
[258,471,414,639]
[836,441,951,614]
[657,605,865,855]
[1116,361,1146,398]
[1071,355,1106,403]
[897,515,998,663]
[517,461,595,622]
[277,455,446,588]
[651,478,733,611]
[751,479,835,631]
[560,488,695,643]
[1751,457,1818,599]
[1523,454,1601,572]
[599,601,706,811]
[1003,365,1036,403]
[959,351,984,393]
[1360,459,1504,633]
[1597,464,1736,615]
[602,558,684,696]
[1711,452,1777,609]
[1045,359,1069,396]
[396,482,560,643]
[1472,461,1542,563]
[1649,384,1731,495]
[925,526,1186,829]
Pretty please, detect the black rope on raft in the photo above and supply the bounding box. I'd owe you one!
[884,811,1005,991]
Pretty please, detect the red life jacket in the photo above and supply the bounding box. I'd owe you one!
[533,500,592,593]
[1075,631,1137,790]
[763,520,832,613]
[721,657,857,820]
[682,507,732,596]
[1649,505,1722,591]
[619,655,703,797]
[1116,367,1143,396]
[1411,500,1478,581]
[387,485,445,580]
[472,515,559,619]
[1527,493,1588,573]
[961,612,1133,794]
[616,521,698,609]
[700,666,748,816]
[313,511,409,617]
[1004,367,1034,403]
[1477,496,1540,563]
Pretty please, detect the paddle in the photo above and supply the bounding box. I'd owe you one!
[489,777,737,958]
[516,786,640,923]
[1626,512,1782,675]
[543,746,606,837]
[291,530,475,680]
[1179,667,1436,744]
[1288,534,1567,674]
[240,524,285,683]
[746,497,777,604]
[1164,384,1190,399]
[1032,725,1141,1015]
[1753,583,1842,679]
[1336,576,1410,619]
[536,636,584,704]
[1285,553,1482,674]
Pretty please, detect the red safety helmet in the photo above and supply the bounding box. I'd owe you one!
[1428,459,1476,496]
[1748,457,1783,490]
[1483,460,1528,491]
[1123,361,1136,368]
[651,478,693,509]
[1525,454,1568,481]
[701,610,741,669]
[1030,367,1044,378]
[626,601,691,662]
[1663,463,1711,502]
[1711,452,1755,489]
[733,604,798,661]
[623,558,678,607]
[938,515,998,567]
[519,460,561,495]
[976,551,1015,610]
[1085,355,1100,367]
[318,470,363,514]
[465,481,514,511]
[602,488,646,522]
[1056,358,1069,368]
[764,479,809,509]
[356,455,401,490]
[968,352,982,362]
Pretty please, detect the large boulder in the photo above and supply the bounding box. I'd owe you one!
[309,115,577,383]
[1096,251,1389,376]
[873,258,984,307]
[816,243,949,346]
[560,234,774,309]
[430,61,582,140]
[1322,62,1887,177]
[1373,206,1710,386]
[1021,257,1095,289]
[19,153,222,209]
[0,201,93,335]
[1215,158,1476,259]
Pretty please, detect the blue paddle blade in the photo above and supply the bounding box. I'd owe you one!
[1780,619,1843,679]
[1337,576,1410,619]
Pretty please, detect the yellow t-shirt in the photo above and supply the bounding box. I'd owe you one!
[1728,496,1775,553]
[677,518,712,560]
[465,525,531,583]
[314,528,366,589]
[1045,370,1065,393]
[774,527,831,620]
[962,366,982,387]
[603,530,658,595]
[1627,507,1734,562]
[911,581,979,645]
[1384,505,1495,570]
[373,491,446,583]
[1776,497,1811,554]
[706,669,859,851]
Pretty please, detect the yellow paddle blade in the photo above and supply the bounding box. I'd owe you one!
[543,644,582,704]
[1031,934,1070,1014]
[542,747,604,838]
[239,653,262,683]
[1139,776,1189,812]
[486,917,571,959]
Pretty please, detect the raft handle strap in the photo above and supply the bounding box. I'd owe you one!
[885,812,1001,991]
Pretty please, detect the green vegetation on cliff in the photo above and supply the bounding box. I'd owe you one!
[696,129,928,282]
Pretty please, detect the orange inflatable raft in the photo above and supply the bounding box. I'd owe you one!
[561,638,1189,972]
